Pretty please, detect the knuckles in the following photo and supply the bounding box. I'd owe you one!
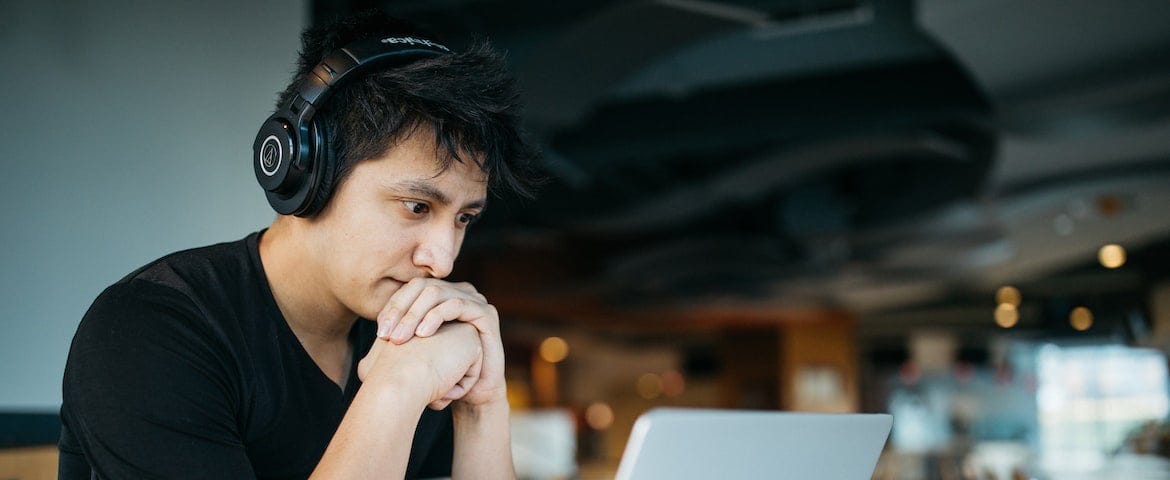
[420,284,443,298]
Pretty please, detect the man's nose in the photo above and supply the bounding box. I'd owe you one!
[412,226,459,279]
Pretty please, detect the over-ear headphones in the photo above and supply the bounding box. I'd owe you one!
[253,36,452,216]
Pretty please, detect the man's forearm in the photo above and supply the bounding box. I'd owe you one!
[451,397,515,480]
[311,379,429,479]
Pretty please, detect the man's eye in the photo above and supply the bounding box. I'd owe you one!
[404,201,429,215]
[458,213,481,225]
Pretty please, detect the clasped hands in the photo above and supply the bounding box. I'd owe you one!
[357,279,505,411]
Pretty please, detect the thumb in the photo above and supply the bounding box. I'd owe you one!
[357,337,389,382]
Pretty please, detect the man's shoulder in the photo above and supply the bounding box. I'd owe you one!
[117,232,259,295]
[78,232,265,342]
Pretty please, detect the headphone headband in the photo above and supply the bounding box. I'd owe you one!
[254,36,452,216]
[296,36,450,109]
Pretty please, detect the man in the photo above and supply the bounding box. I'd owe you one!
[59,10,538,479]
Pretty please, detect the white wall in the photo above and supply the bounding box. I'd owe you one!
[0,1,306,411]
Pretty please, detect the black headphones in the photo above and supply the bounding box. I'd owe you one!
[253,36,452,216]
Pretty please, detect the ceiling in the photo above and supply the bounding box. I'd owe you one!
[318,0,1170,337]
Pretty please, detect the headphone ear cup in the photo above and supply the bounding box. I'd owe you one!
[299,119,339,217]
[256,115,319,216]
[254,118,297,194]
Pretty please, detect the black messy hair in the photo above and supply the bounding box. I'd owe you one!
[274,10,541,212]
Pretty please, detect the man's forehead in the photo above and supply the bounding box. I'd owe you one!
[398,126,489,180]
[396,163,488,190]
[431,159,490,184]
[367,129,488,197]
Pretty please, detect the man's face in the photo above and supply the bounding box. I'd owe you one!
[305,130,488,320]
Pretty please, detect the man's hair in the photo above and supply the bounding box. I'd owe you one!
[274,11,541,212]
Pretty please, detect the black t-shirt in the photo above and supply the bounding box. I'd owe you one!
[58,230,453,479]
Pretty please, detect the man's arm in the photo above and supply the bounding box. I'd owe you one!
[309,373,429,479]
[312,322,482,479]
[451,397,514,479]
[377,278,516,479]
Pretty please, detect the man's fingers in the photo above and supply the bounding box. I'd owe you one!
[413,304,446,339]
[415,298,483,338]
[377,279,497,352]
[432,357,481,409]
[417,302,498,340]
[443,373,474,401]
[376,279,428,338]
[444,384,467,400]
[389,284,447,343]
[452,281,487,302]
[457,352,483,396]
[440,352,482,403]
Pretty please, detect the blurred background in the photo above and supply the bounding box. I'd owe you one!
[3,0,1170,479]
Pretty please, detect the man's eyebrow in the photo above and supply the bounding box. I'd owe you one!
[392,180,488,211]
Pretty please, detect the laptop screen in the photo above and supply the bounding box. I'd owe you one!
[615,408,892,480]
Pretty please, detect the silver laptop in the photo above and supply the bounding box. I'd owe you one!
[614,408,892,480]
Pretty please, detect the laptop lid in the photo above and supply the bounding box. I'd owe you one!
[614,408,892,480]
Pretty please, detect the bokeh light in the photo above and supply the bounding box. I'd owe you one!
[539,337,569,363]
[636,373,663,399]
[995,303,1019,329]
[584,402,614,430]
[1098,244,1126,269]
[1070,307,1094,331]
[996,286,1022,307]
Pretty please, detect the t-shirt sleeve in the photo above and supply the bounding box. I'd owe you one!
[61,281,254,479]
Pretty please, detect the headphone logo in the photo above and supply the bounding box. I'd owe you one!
[259,135,282,176]
[380,36,450,52]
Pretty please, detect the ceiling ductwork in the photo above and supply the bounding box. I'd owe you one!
[349,0,1170,313]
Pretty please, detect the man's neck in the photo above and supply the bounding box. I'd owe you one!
[258,218,356,347]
